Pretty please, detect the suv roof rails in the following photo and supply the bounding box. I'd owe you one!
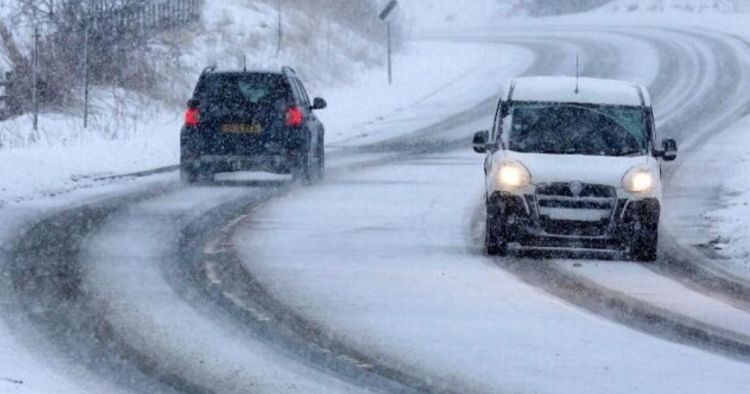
[636,85,647,107]
[201,65,217,76]
[281,66,297,77]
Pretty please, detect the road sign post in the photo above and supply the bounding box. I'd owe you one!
[387,22,392,84]
[379,0,399,85]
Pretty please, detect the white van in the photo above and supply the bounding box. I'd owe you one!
[473,77,677,261]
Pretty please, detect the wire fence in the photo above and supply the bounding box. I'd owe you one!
[86,0,201,36]
[1,0,203,123]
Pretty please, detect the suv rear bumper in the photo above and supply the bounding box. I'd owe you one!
[180,126,310,174]
[488,191,660,252]
[181,154,304,174]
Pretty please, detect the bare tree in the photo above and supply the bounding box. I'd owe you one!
[3,0,202,114]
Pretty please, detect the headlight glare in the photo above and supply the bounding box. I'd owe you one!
[497,161,531,189]
[623,167,654,193]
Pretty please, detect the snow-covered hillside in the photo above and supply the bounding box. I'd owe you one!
[0,0,386,148]
[0,0,525,206]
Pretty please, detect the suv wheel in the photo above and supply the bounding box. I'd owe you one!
[485,204,508,256]
[316,140,325,181]
[181,165,198,185]
[292,154,312,184]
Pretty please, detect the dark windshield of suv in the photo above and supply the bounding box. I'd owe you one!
[508,103,648,156]
[195,74,291,119]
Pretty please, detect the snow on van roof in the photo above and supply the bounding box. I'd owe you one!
[511,77,647,107]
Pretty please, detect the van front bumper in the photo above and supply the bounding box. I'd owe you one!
[487,190,660,252]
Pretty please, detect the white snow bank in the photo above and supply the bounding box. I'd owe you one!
[669,115,750,277]
[0,91,181,206]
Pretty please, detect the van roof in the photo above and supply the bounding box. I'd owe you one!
[508,76,649,107]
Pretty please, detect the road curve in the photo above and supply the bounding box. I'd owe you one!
[4,24,750,393]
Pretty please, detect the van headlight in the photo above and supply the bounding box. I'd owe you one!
[623,167,655,193]
[498,161,532,189]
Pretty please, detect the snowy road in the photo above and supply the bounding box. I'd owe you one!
[4,23,750,393]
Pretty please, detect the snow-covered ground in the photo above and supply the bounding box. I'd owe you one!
[0,175,176,394]
[234,150,750,394]
[0,2,534,391]
[666,115,750,277]
[82,187,364,393]
[702,120,750,267]
[4,1,750,393]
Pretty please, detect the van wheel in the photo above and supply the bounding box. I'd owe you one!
[485,204,507,256]
[632,224,658,263]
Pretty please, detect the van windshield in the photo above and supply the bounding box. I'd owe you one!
[508,103,648,156]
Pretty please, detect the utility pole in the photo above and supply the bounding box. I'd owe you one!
[276,0,282,58]
[83,20,90,129]
[32,25,39,132]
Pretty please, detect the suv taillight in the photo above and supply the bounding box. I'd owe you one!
[185,107,200,127]
[286,106,304,128]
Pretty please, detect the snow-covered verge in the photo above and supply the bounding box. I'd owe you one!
[703,126,750,263]
[666,115,750,277]
[398,0,516,32]
[597,0,750,13]
[321,41,533,148]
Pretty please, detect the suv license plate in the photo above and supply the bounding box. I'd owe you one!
[221,124,263,134]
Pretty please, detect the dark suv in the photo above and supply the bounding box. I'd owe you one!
[180,66,327,183]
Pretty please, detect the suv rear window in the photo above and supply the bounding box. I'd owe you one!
[195,74,292,119]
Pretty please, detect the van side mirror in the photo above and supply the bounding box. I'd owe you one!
[312,97,327,110]
[658,138,678,161]
[473,130,492,154]
[187,98,200,109]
